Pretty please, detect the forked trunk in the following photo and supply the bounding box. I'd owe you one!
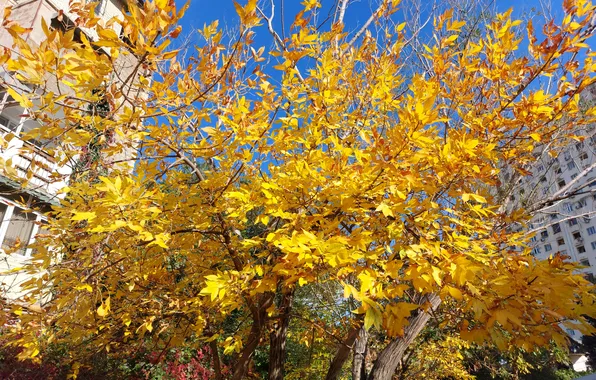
[232,294,274,380]
[325,326,361,380]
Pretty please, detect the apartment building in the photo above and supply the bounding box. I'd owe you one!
[0,0,142,297]
[526,136,596,275]
[498,85,596,276]
[497,86,596,341]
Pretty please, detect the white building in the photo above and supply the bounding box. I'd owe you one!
[498,86,596,343]
[0,0,142,298]
[524,133,596,281]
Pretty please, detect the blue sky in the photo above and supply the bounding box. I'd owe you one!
[177,0,566,47]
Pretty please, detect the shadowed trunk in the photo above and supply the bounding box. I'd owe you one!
[232,294,274,380]
[325,325,361,380]
[367,295,441,380]
[268,289,295,380]
[352,326,369,380]
[209,339,222,380]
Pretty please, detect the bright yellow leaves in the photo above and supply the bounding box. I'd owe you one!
[2,0,596,374]
[200,274,229,301]
[71,211,97,221]
[97,297,110,317]
[384,303,420,337]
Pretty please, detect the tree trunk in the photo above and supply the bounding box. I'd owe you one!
[232,294,274,380]
[367,295,441,380]
[352,326,369,380]
[268,289,294,380]
[325,326,361,380]
[209,339,222,380]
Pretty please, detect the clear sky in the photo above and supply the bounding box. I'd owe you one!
[176,0,567,47]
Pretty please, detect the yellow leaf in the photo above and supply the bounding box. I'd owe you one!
[97,297,110,317]
[376,203,394,217]
[75,284,93,292]
[72,211,97,221]
[431,266,442,286]
[6,87,33,108]
[447,286,463,300]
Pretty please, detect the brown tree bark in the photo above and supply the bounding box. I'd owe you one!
[325,325,361,380]
[352,326,369,380]
[367,295,441,380]
[232,293,274,380]
[209,339,222,380]
[268,289,295,380]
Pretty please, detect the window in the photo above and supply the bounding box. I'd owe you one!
[30,223,49,256]
[578,199,587,209]
[558,179,566,188]
[544,244,552,252]
[552,223,561,234]
[0,114,19,132]
[576,141,585,151]
[95,0,108,15]
[564,203,573,213]
[578,245,587,254]
[555,167,562,174]
[560,250,568,255]
[0,203,6,224]
[580,152,589,161]
[541,230,549,239]
[568,161,576,170]
[557,237,565,246]
[569,218,578,226]
[530,236,537,242]
[592,241,596,250]
[532,247,541,255]
[573,231,582,240]
[1,207,36,255]
[537,165,544,172]
[589,178,596,187]
[571,173,578,180]
[581,258,590,266]
[588,227,596,236]
[50,14,83,44]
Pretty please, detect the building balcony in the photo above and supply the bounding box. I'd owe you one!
[0,91,71,200]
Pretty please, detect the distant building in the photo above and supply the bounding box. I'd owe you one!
[524,132,596,280]
[499,84,596,280]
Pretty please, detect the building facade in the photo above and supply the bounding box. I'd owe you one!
[524,133,596,279]
[499,86,596,341]
[0,0,141,298]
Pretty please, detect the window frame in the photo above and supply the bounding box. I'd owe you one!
[0,197,45,258]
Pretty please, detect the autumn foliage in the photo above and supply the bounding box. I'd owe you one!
[1,0,596,378]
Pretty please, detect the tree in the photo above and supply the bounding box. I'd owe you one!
[1,0,596,379]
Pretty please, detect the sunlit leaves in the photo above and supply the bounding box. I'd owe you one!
[1,0,596,373]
